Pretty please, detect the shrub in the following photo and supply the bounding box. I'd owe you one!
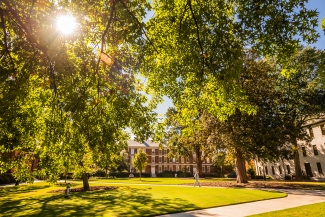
[284,175,292,180]
[0,173,16,184]
[226,171,237,178]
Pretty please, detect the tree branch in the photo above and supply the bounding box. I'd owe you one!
[117,0,158,52]
[0,8,15,72]
[2,0,57,94]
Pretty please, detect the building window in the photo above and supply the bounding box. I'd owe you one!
[159,150,162,155]
[279,166,282,175]
[186,158,189,163]
[302,147,307,157]
[317,162,323,174]
[164,166,167,171]
[181,157,184,163]
[286,165,291,174]
[320,124,325,135]
[207,166,210,172]
[202,166,205,172]
[271,166,275,175]
[152,149,155,154]
[159,156,162,163]
[265,167,268,175]
[159,166,162,172]
[309,127,314,138]
[164,157,167,163]
[313,145,319,156]
[131,149,134,154]
[152,157,155,163]
[164,149,167,155]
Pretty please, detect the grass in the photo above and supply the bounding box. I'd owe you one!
[0,182,286,217]
[88,177,234,185]
[249,202,325,217]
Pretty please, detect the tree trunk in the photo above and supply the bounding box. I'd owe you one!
[105,168,108,178]
[220,166,223,178]
[292,138,302,179]
[140,172,142,180]
[196,149,202,176]
[235,148,248,183]
[82,173,90,190]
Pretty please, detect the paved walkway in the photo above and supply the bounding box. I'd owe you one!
[158,189,325,217]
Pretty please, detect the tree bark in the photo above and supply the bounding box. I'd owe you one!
[140,172,142,180]
[235,148,248,183]
[82,173,90,190]
[292,137,302,179]
[105,168,108,178]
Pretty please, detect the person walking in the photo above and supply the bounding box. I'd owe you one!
[194,170,201,187]
[65,183,71,197]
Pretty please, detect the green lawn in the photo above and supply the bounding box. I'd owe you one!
[87,177,233,185]
[0,182,286,217]
[249,202,325,217]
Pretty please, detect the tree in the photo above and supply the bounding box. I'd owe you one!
[132,148,148,180]
[0,0,156,189]
[143,0,319,123]
[276,47,325,179]
[157,108,220,176]
[212,151,234,178]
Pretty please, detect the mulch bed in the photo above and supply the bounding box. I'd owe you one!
[48,186,117,193]
[180,181,325,189]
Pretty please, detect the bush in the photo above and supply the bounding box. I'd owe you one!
[0,173,16,184]
[226,171,237,178]
[93,170,107,177]
[252,175,264,179]
[284,175,292,180]
[247,167,256,178]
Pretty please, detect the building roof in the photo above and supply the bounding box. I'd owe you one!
[128,140,166,148]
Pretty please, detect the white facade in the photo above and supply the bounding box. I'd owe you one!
[255,120,325,179]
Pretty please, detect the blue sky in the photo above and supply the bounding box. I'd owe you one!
[154,0,325,115]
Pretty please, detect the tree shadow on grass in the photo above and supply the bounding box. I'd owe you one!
[0,186,198,217]
[0,185,50,197]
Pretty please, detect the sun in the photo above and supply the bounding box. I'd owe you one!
[56,15,77,35]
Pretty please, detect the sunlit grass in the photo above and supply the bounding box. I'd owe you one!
[249,202,325,217]
[0,182,286,217]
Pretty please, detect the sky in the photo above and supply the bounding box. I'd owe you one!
[153,0,325,116]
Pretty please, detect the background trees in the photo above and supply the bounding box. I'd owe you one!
[132,148,148,180]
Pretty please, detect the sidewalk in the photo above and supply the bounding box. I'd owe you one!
[158,189,325,217]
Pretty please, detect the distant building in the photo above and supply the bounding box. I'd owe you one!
[128,140,214,177]
[255,119,325,180]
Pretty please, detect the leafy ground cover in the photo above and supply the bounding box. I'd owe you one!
[0,182,285,217]
[249,202,325,217]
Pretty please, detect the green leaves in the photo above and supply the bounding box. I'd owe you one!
[132,148,148,173]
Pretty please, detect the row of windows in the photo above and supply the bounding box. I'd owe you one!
[150,157,211,164]
[301,145,319,157]
[261,162,323,176]
[307,124,325,137]
[157,165,211,172]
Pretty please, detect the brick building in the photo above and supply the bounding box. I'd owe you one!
[128,140,213,176]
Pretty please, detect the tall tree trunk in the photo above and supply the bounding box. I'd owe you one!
[196,149,202,176]
[235,148,248,183]
[220,166,223,178]
[82,173,90,190]
[105,168,108,178]
[292,137,302,179]
[140,172,142,180]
